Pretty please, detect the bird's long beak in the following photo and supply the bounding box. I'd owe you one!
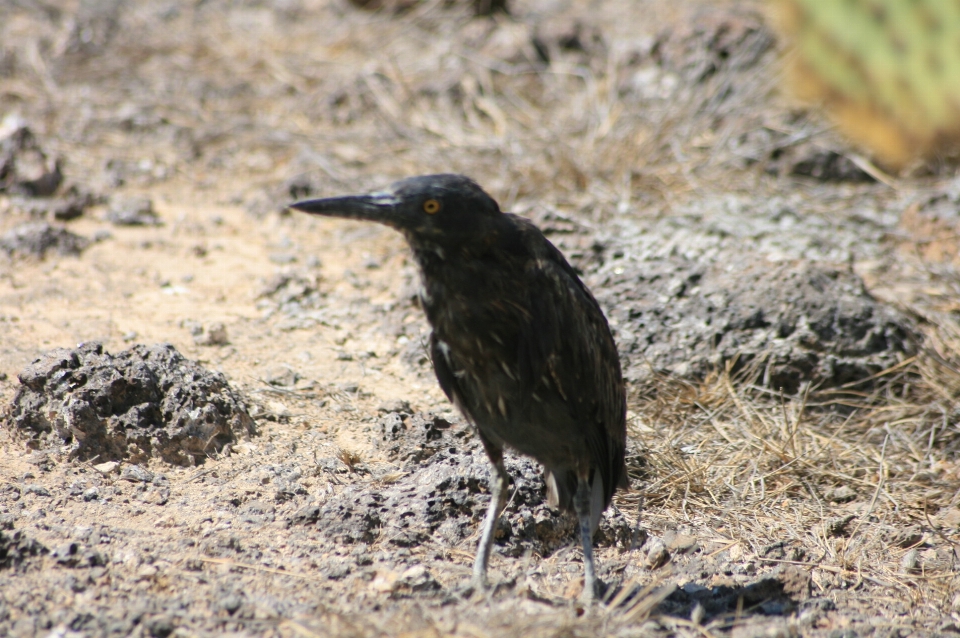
[288,191,400,225]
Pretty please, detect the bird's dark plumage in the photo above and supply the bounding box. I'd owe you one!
[290,174,627,599]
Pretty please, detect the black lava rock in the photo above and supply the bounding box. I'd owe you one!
[9,342,255,465]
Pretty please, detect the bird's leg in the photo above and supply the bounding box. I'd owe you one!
[573,474,599,601]
[473,450,509,589]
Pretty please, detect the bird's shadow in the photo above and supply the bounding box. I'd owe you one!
[605,567,824,627]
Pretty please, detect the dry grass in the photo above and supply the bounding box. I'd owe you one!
[2,0,781,207]
[622,329,960,627]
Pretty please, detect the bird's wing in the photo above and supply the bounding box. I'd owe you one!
[430,333,459,406]
[517,221,628,505]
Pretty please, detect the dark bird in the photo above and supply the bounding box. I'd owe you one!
[290,174,627,599]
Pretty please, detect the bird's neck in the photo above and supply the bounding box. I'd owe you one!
[408,238,499,321]
[406,231,497,275]
[409,238,453,266]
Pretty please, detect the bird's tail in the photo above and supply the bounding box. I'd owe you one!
[545,468,605,536]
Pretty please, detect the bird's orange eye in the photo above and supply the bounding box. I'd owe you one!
[423,199,441,214]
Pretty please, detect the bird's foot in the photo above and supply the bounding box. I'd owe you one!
[463,574,489,600]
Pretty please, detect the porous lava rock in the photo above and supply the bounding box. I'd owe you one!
[0,222,89,259]
[595,256,916,393]
[0,530,48,572]
[291,411,633,558]
[0,116,62,197]
[8,342,255,465]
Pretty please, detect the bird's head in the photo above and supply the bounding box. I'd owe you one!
[289,174,502,249]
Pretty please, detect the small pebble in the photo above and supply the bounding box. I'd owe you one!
[269,253,297,264]
[219,594,243,615]
[24,484,51,497]
[53,542,80,564]
[646,541,670,569]
[827,485,857,503]
[107,196,161,226]
[900,548,919,574]
[663,530,697,553]
[195,322,229,346]
[137,564,159,580]
[827,514,856,537]
[265,366,299,387]
[121,465,154,483]
[378,399,413,415]
[181,319,203,336]
[94,461,119,475]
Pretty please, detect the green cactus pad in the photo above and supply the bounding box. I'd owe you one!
[776,0,960,168]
